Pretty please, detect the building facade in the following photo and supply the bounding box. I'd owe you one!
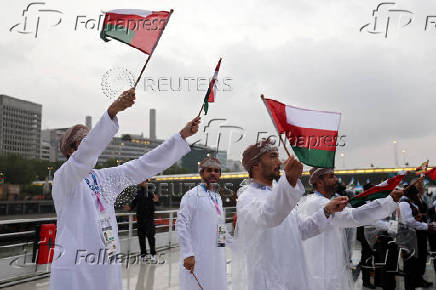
[0,95,42,159]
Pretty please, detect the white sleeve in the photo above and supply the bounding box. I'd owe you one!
[399,202,428,230]
[94,133,191,203]
[331,196,398,228]
[296,208,331,241]
[52,111,118,200]
[175,192,196,259]
[374,220,390,231]
[237,175,305,229]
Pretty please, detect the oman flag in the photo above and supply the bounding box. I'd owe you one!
[100,9,172,54]
[262,96,341,168]
[350,173,405,207]
[426,167,436,180]
[203,58,222,115]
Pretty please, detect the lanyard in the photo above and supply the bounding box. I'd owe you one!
[201,184,221,215]
[85,171,105,213]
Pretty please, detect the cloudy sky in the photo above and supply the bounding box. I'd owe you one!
[1,0,435,169]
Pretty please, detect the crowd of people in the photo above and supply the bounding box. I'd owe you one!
[351,178,436,289]
[49,88,435,290]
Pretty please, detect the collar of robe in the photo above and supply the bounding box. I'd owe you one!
[314,190,330,199]
[251,183,272,191]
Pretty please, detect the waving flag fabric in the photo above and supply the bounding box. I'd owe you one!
[100,9,171,54]
[350,173,405,207]
[203,58,222,115]
[262,96,341,168]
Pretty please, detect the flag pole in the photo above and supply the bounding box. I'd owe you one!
[133,9,174,88]
[191,272,204,290]
[278,134,291,157]
[260,94,291,158]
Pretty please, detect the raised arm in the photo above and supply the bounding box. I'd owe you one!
[331,195,398,228]
[399,202,428,230]
[54,88,135,187]
[53,89,135,195]
[296,196,349,240]
[95,117,200,202]
[237,175,305,229]
[296,208,330,241]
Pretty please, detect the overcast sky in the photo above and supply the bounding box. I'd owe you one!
[1,0,435,169]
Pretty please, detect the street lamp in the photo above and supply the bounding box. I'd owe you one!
[393,140,399,167]
[401,149,407,167]
[47,167,53,182]
[340,153,345,169]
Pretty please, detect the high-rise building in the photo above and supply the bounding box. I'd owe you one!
[41,128,68,162]
[0,95,42,159]
[149,109,156,140]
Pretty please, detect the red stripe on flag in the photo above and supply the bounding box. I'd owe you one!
[103,11,170,54]
[284,124,338,151]
[207,58,221,103]
[263,98,338,151]
[263,98,288,133]
[104,13,166,27]
[215,58,222,71]
[426,167,436,180]
[353,175,405,199]
[208,87,215,102]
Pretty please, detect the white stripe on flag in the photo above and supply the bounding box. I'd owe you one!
[375,180,388,188]
[285,105,341,131]
[107,9,153,17]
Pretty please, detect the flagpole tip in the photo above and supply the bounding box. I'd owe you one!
[260,94,265,100]
[170,9,174,13]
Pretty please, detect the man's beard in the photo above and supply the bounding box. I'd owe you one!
[261,164,281,182]
[324,183,338,195]
[204,175,218,186]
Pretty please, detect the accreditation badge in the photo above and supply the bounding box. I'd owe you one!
[98,211,118,258]
[216,224,227,247]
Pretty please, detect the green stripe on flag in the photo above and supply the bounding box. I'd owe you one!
[101,24,135,45]
[291,146,336,168]
[203,87,211,115]
[350,191,391,207]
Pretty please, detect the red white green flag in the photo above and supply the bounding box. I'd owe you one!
[415,160,429,175]
[262,96,341,168]
[203,58,222,115]
[100,9,172,55]
[350,173,405,207]
[425,167,436,180]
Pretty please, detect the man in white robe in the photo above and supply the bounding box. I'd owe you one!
[297,167,404,290]
[49,88,200,290]
[176,156,230,290]
[232,140,349,290]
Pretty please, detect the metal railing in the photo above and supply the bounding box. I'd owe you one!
[0,207,236,245]
[0,201,55,216]
[0,207,237,285]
